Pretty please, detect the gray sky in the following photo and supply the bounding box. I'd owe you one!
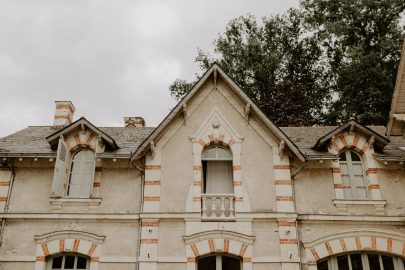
[0,0,299,137]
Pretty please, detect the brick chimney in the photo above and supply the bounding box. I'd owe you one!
[124,117,145,127]
[54,101,75,126]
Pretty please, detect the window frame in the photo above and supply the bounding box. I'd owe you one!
[66,148,96,198]
[46,253,90,270]
[339,149,368,200]
[196,253,242,270]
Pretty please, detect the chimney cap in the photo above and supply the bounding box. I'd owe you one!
[55,100,76,111]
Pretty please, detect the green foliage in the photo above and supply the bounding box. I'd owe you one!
[169,1,405,126]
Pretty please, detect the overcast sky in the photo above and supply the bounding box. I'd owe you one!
[0,0,299,137]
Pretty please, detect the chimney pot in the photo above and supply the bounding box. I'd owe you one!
[54,101,75,126]
[124,117,145,127]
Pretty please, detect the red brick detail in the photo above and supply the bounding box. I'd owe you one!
[59,239,64,252]
[307,261,317,266]
[41,243,50,256]
[0,182,10,186]
[233,181,242,186]
[87,244,97,257]
[73,239,80,252]
[331,168,340,173]
[187,257,195,262]
[91,257,99,262]
[233,165,241,171]
[208,239,215,253]
[355,236,362,250]
[311,248,320,260]
[144,196,160,201]
[193,181,202,186]
[193,165,202,171]
[141,239,158,244]
[145,165,161,170]
[325,242,333,255]
[145,181,160,185]
[191,244,199,257]
[273,165,290,170]
[353,134,360,148]
[278,221,295,226]
[280,239,298,244]
[93,182,100,187]
[387,238,392,252]
[36,256,46,261]
[275,180,292,185]
[239,244,248,257]
[85,132,95,146]
[243,257,252,263]
[339,135,348,147]
[56,104,74,110]
[369,184,380,190]
[219,134,225,142]
[73,133,81,145]
[235,197,243,202]
[366,168,377,175]
[0,197,7,202]
[228,139,235,146]
[208,135,214,142]
[371,236,376,250]
[334,184,344,189]
[193,196,201,201]
[359,145,368,155]
[276,196,294,201]
[141,221,159,227]
[223,240,229,253]
[340,239,348,252]
[198,139,206,146]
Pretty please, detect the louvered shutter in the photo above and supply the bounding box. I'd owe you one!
[51,137,69,197]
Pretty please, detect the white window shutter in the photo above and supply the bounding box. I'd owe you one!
[51,137,69,197]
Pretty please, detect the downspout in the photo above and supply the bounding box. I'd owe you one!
[0,160,16,247]
[134,158,145,270]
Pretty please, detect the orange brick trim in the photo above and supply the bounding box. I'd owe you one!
[233,181,242,186]
[144,196,160,201]
[355,236,362,250]
[243,257,252,263]
[208,134,214,142]
[233,165,241,170]
[191,244,200,257]
[311,248,320,260]
[235,197,243,202]
[141,239,158,244]
[208,239,215,253]
[325,242,333,255]
[223,240,229,253]
[228,139,235,145]
[359,145,368,155]
[276,196,294,201]
[340,239,348,252]
[145,165,161,170]
[366,168,377,175]
[369,184,380,189]
[187,257,196,262]
[36,256,46,261]
[353,134,360,148]
[56,104,75,110]
[279,239,298,244]
[73,239,80,252]
[334,184,344,189]
[273,165,290,169]
[331,168,340,173]
[91,257,99,262]
[73,133,81,145]
[239,244,248,257]
[307,261,317,266]
[93,182,100,187]
[0,182,10,186]
[219,134,225,142]
[371,236,376,250]
[193,165,202,171]
[388,238,392,252]
[59,239,64,252]
[41,243,50,256]
[87,244,97,257]
[85,133,95,146]
[193,181,202,186]
[141,221,159,227]
[145,181,161,185]
[0,197,7,202]
[278,221,295,226]
[339,135,348,147]
[193,196,201,201]
[198,139,206,146]
[275,180,292,185]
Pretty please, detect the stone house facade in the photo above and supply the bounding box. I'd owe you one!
[0,41,405,270]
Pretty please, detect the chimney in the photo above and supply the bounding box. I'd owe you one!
[124,117,145,127]
[54,101,75,126]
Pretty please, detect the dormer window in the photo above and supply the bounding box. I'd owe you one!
[67,149,96,198]
[202,145,233,194]
[339,150,367,199]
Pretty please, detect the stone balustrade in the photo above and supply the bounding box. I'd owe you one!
[201,194,235,221]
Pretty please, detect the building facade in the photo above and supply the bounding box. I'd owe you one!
[0,42,405,270]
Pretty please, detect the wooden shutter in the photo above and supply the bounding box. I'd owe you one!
[51,137,69,197]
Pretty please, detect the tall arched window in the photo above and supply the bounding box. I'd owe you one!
[68,149,95,198]
[317,252,405,270]
[46,253,89,270]
[202,145,233,194]
[339,150,367,199]
[197,254,241,270]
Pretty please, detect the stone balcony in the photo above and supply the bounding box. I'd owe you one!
[201,194,235,221]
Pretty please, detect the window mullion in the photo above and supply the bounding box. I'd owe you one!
[379,254,384,270]
[62,255,66,270]
[346,152,359,198]
[216,255,221,270]
[348,254,353,270]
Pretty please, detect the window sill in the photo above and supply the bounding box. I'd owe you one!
[50,197,102,210]
[332,199,386,215]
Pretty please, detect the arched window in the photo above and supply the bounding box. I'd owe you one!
[339,150,367,199]
[197,254,241,270]
[317,252,405,270]
[68,149,95,198]
[46,253,89,270]
[202,145,233,194]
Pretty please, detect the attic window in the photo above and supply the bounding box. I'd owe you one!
[339,150,367,199]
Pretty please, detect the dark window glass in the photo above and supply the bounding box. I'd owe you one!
[350,254,363,270]
[317,260,329,270]
[51,256,63,268]
[197,256,216,270]
[337,255,350,270]
[222,255,240,270]
[64,255,75,269]
[368,254,381,270]
[77,256,87,269]
[351,151,361,161]
[381,255,394,270]
[339,152,347,161]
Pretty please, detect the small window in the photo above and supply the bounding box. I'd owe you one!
[339,150,367,199]
[47,253,89,270]
[67,149,96,198]
[202,145,233,194]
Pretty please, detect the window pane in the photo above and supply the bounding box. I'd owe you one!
[202,148,217,159]
[337,255,350,270]
[381,255,394,270]
[77,256,87,269]
[339,152,347,161]
[368,254,381,270]
[317,260,329,270]
[51,256,63,269]
[64,255,75,269]
[350,254,363,270]
[216,148,231,159]
[351,151,361,161]
[222,255,241,270]
[197,256,216,270]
